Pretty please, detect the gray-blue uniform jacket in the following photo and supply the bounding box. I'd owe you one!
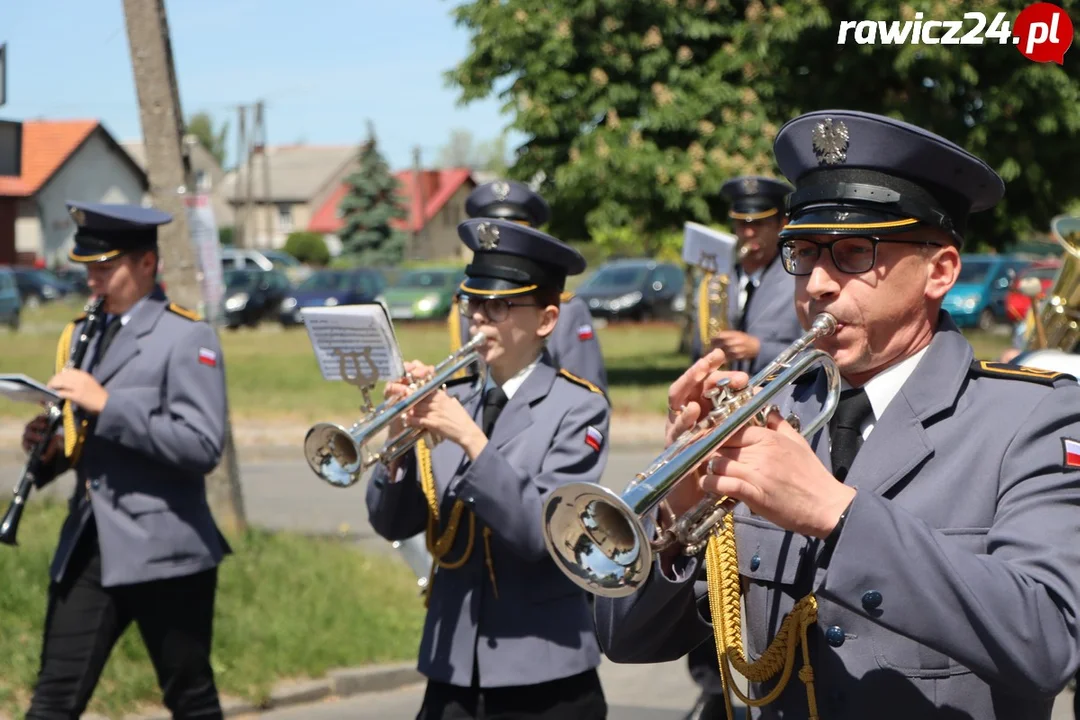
[451,293,608,393]
[40,288,231,587]
[689,256,801,376]
[366,353,610,688]
[595,312,1080,720]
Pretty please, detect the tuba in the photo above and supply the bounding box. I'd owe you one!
[541,313,841,597]
[1018,215,1080,353]
[303,332,489,488]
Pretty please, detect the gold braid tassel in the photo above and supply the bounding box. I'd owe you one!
[56,322,90,465]
[705,512,821,720]
[416,438,498,607]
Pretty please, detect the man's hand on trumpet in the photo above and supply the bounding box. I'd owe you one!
[663,350,854,541]
[702,411,855,540]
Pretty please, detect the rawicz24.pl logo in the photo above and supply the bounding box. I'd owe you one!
[837,3,1074,64]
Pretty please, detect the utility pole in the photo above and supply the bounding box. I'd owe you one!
[243,106,255,248]
[254,100,273,246]
[412,145,426,261]
[122,0,248,534]
[234,104,248,249]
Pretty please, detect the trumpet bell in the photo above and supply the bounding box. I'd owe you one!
[542,483,653,598]
[305,422,366,487]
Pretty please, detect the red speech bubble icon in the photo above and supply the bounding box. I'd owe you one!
[1014,3,1074,64]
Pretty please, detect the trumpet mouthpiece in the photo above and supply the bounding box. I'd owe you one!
[811,312,838,336]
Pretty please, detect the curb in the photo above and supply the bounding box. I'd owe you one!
[81,663,423,719]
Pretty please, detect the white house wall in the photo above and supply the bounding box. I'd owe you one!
[30,131,147,265]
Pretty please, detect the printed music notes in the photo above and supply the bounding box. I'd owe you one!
[300,303,405,387]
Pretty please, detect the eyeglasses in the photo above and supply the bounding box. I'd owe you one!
[779,236,944,276]
[458,295,541,323]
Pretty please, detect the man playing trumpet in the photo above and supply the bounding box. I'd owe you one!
[367,218,611,719]
[593,110,1080,720]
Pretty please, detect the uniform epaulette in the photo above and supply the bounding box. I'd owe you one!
[559,368,604,396]
[560,291,575,303]
[166,303,202,321]
[969,360,1073,386]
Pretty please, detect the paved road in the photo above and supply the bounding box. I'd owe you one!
[247,659,712,720]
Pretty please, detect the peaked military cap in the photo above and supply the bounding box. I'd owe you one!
[773,110,1005,246]
[457,218,585,297]
[720,176,792,222]
[464,180,551,228]
[67,201,172,263]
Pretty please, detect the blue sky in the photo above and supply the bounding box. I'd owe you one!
[0,0,522,171]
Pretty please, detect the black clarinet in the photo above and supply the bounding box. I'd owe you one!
[0,295,107,546]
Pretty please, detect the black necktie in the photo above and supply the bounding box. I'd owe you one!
[91,315,122,370]
[737,276,756,332]
[829,388,873,482]
[482,386,508,438]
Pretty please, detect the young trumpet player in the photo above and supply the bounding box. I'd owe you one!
[366,218,611,720]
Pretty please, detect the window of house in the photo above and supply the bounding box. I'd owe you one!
[278,204,294,232]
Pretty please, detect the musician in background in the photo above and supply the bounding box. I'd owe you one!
[594,110,1080,720]
[704,176,801,377]
[448,180,608,392]
[368,218,611,720]
[20,203,229,720]
[683,176,802,720]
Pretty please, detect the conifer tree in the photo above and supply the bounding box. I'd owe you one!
[337,122,408,263]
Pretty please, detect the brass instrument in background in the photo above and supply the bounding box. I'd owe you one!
[303,332,489,489]
[1019,215,1080,353]
[541,313,841,598]
[697,245,751,358]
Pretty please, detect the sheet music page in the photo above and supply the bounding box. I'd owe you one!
[0,374,61,405]
[300,303,405,383]
[683,222,737,277]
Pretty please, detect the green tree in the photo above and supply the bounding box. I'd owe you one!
[446,0,1080,249]
[185,111,229,168]
[337,123,408,264]
[284,232,331,266]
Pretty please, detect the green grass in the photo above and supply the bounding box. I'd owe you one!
[0,500,425,719]
[0,299,1014,424]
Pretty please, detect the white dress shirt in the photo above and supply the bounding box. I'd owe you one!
[486,353,542,400]
[842,346,930,440]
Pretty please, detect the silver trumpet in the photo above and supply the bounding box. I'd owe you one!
[541,313,841,598]
[304,332,489,488]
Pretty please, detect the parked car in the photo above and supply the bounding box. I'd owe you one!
[0,267,22,329]
[222,248,312,284]
[1005,259,1062,323]
[575,259,686,321]
[942,255,1030,330]
[51,265,90,296]
[221,268,293,329]
[279,268,387,326]
[381,267,464,321]
[12,267,73,308]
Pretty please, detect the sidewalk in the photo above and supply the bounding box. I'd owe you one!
[0,412,668,461]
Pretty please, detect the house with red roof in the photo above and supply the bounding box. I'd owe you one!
[0,119,148,266]
[308,168,476,262]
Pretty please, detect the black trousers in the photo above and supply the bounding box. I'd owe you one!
[417,668,607,720]
[26,521,223,720]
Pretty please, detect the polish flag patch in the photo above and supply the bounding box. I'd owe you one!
[577,324,594,341]
[1064,438,1080,468]
[585,426,603,452]
[198,348,218,367]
